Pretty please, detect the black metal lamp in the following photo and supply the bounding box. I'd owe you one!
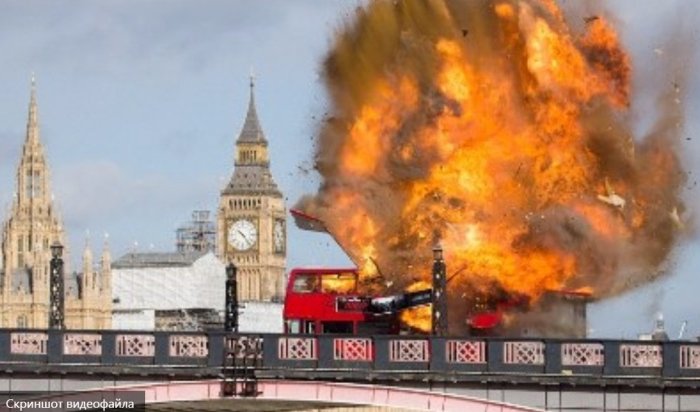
[49,241,65,329]
[50,241,63,259]
[431,242,448,336]
[225,263,239,332]
[432,244,444,261]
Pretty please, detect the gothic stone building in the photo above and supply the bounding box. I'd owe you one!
[0,78,112,329]
[217,79,286,302]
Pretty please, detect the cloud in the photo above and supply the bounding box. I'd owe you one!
[0,1,345,76]
[51,159,219,257]
[53,160,156,223]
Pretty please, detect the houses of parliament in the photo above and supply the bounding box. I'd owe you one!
[0,75,287,329]
[0,77,112,329]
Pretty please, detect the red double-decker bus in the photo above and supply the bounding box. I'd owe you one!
[283,268,362,334]
[283,267,432,335]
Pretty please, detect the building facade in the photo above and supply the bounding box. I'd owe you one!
[0,78,111,329]
[111,251,225,330]
[111,250,282,332]
[217,79,286,302]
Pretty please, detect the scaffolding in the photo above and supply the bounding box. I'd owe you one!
[176,210,217,253]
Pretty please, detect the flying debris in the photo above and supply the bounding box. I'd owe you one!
[291,208,328,233]
[297,164,312,176]
[653,48,664,56]
[669,207,684,230]
[597,178,626,211]
[584,16,600,24]
[678,320,688,340]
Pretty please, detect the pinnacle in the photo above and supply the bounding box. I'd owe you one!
[26,73,40,146]
[236,77,267,144]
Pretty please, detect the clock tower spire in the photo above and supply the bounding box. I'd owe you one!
[217,77,286,302]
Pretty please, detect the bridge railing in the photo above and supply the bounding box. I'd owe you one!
[1,329,699,378]
[262,335,700,378]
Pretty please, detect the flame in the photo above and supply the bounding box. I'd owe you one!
[304,0,687,334]
[574,286,593,295]
[399,281,432,332]
[320,272,357,294]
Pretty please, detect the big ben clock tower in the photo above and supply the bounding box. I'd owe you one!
[217,77,286,302]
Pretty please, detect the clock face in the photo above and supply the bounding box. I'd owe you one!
[228,219,258,251]
[273,219,285,253]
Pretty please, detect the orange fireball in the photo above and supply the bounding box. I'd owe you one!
[302,0,687,333]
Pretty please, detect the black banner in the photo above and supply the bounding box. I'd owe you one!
[0,391,145,412]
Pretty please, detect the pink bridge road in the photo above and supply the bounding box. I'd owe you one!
[122,379,541,411]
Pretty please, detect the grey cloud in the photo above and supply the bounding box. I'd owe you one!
[0,0,346,75]
[52,158,220,260]
[53,159,161,225]
[53,159,217,225]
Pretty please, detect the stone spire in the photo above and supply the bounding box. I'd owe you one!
[17,74,50,208]
[2,74,65,305]
[83,232,93,289]
[101,233,111,269]
[26,74,39,146]
[222,77,281,196]
[236,74,267,144]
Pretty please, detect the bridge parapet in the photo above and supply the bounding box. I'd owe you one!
[1,330,700,380]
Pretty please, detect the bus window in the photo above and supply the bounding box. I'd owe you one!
[285,319,316,334]
[320,272,356,294]
[321,321,353,334]
[286,319,301,334]
[292,274,320,293]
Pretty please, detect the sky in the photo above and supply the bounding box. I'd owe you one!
[0,0,698,338]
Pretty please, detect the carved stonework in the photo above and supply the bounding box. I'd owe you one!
[446,340,486,363]
[227,336,263,359]
[389,339,429,362]
[333,338,373,361]
[680,345,700,369]
[620,344,662,368]
[63,333,102,356]
[169,335,208,358]
[561,343,605,366]
[116,334,155,357]
[503,341,545,365]
[278,337,317,360]
[10,332,48,355]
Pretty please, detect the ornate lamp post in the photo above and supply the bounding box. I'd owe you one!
[431,243,448,336]
[49,241,65,330]
[225,263,239,332]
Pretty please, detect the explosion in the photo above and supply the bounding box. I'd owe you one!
[298,0,688,333]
